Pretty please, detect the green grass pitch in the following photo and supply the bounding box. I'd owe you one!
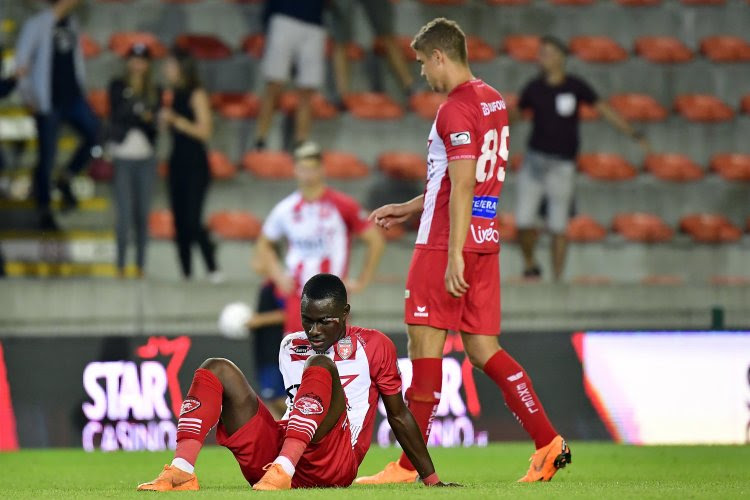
[1,443,749,499]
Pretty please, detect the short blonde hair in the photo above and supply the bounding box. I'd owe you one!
[411,17,468,64]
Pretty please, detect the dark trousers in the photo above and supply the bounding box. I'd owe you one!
[168,163,216,278]
[113,156,156,271]
[33,96,99,208]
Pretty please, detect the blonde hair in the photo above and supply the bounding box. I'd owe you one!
[411,17,468,64]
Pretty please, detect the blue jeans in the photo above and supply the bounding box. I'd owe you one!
[33,96,99,208]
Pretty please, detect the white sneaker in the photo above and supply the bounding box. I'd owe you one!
[209,271,225,285]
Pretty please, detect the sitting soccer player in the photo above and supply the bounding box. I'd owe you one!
[138,273,454,491]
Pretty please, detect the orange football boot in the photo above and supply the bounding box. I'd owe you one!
[354,461,419,485]
[252,463,292,491]
[518,435,572,482]
[137,465,199,491]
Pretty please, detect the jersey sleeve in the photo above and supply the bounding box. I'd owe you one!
[366,332,402,396]
[261,201,287,241]
[435,101,480,162]
[575,77,599,105]
[278,337,293,418]
[328,191,371,235]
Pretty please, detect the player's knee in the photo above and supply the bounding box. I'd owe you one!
[199,357,237,381]
[304,354,337,374]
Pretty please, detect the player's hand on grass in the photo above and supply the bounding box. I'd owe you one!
[369,203,412,230]
[445,253,469,297]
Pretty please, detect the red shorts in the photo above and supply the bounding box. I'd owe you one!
[405,248,500,335]
[215,400,358,488]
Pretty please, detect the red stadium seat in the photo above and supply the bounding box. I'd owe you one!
[374,35,415,60]
[680,214,742,243]
[279,92,338,119]
[609,93,668,121]
[210,92,260,119]
[242,150,295,178]
[644,153,704,182]
[487,0,529,4]
[321,151,370,179]
[579,103,600,120]
[578,153,637,181]
[700,36,750,62]
[509,154,523,172]
[87,89,109,118]
[502,35,540,62]
[709,153,750,181]
[175,34,232,60]
[741,94,750,114]
[241,33,265,58]
[642,274,685,285]
[378,223,406,241]
[343,93,404,120]
[570,36,628,63]
[466,36,496,62]
[208,151,237,180]
[613,213,674,242]
[88,158,114,182]
[710,275,750,286]
[377,151,426,180]
[550,0,594,4]
[80,34,101,58]
[674,94,734,122]
[149,210,175,240]
[410,91,446,120]
[498,213,517,242]
[325,39,365,61]
[566,215,607,242]
[109,32,167,58]
[634,36,692,63]
[208,211,262,240]
[617,0,661,5]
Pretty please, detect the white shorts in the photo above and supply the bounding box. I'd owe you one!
[515,149,576,234]
[261,14,326,89]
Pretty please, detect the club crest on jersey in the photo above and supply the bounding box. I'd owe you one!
[180,397,201,415]
[336,337,353,360]
[294,394,324,415]
[449,131,471,146]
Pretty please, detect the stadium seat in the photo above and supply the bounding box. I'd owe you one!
[174,34,232,60]
[409,91,446,120]
[87,89,109,118]
[709,153,750,181]
[486,0,530,4]
[325,39,365,61]
[642,274,685,285]
[566,215,607,242]
[578,153,638,181]
[88,158,114,182]
[321,151,370,179]
[377,151,426,180]
[609,93,668,121]
[570,36,628,63]
[148,210,175,240]
[208,151,237,180]
[240,33,265,58]
[208,211,262,240]
[644,153,704,182]
[673,94,734,122]
[502,35,540,62]
[509,154,523,172]
[343,93,404,120]
[680,214,742,243]
[634,36,693,63]
[579,103,600,120]
[80,34,101,58]
[210,92,260,119]
[549,0,594,4]
[374,35,415,60]
[242,150,295,178]
[617,0,661,5]
[378,223,406,241]
[109,32,167,58]
[279,92,338,119]
[498,213,517,241]
[710,275,750,286]
[741,94,750,114]
[699,36,750,62]
[466,36,496,62]
[613,213,674,242]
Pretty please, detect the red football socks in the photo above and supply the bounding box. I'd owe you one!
[398,357,443,471]
[483,349,558,449]
[173,368,224,470]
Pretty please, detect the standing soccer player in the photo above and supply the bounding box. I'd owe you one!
[361,18,570,484]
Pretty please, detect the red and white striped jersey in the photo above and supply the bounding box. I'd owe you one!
[262,188,370,290]
[279,326,402,464]
[416,79,509,254]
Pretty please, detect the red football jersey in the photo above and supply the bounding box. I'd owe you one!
[415,79,509,254]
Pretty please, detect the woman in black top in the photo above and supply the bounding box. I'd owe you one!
[107,43,160,278]
[160,48,220,281]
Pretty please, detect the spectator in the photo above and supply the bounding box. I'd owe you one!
[254,141,385,334]
[328,0,414,101]
[160,48,221,282]
[509,36,649,281]
[15,0,100,230]
[253,0,326,150]
[107,44,160,279]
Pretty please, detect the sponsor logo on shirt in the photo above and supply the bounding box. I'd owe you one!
[449,131,471,146]
[414,306,429,318]
[555,93,577,117]
[470,222,500,244]
[471,196,498,219]
[481,99,506,116]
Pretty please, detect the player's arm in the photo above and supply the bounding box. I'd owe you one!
[254,235,294,295]
[246,310,285,330]
[381,392,457,487]
[369,195,424,230]
[595,100,650,153]
[349,226,385,294]
[446,158,476,297]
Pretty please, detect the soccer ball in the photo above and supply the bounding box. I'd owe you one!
[217,302,253,339]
